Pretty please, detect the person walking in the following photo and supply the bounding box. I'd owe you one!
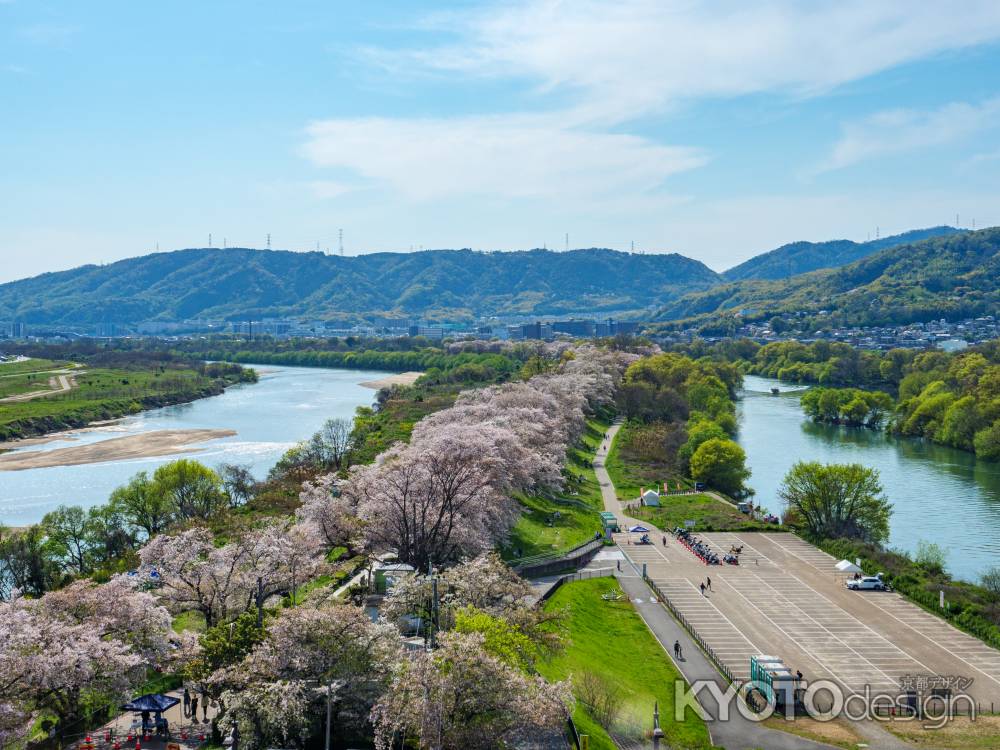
[190,694,199,723]
[182,688,191,718]
[202,689,210,721]
[674,640,682,660]
[662,534,667,546]
[706,576,712,592]
[700,582,706,596]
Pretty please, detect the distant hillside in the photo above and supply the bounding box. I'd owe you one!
[0,247,722,325]
[722,226,963,282]
[656,227,1000,327]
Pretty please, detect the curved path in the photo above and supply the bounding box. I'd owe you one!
[595,420,846,750]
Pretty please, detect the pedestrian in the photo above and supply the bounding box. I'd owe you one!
[662,534,667,546]
[706,576,712,592]
[673,640,681,659]
[202,692,209,721]
[796,670,803,683]
[190,695,199,723]
[183,688,190,718]
[700,582,706,596]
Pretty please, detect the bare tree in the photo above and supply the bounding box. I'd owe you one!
[218,463,258,507]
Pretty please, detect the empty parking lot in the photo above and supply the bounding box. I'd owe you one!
[619,530,1000,705]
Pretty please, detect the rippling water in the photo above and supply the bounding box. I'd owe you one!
[0,365,382,526]
[738,375,1000,582]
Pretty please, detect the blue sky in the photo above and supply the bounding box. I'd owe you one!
[4,1,1000,283]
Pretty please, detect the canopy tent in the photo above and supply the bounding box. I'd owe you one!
[628,525,651,533]
[835,559,863,575]
[121,694,180,713]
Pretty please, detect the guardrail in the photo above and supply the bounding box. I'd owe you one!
[510,537,603,571]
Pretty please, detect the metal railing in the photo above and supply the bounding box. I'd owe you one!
[511,537,603,571]
[643,576,764,714]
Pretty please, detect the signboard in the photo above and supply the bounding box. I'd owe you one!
[684,520,696,529]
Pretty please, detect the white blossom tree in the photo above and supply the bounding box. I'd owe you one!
[370,631,571,750]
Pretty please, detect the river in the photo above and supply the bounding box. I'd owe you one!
[0,365,383,527]
[738,375,1000,582]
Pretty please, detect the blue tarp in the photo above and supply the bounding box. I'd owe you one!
[122,694,180,713]
[628,525,651,533]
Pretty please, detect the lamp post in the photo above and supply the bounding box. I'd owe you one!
[652,700,664,749]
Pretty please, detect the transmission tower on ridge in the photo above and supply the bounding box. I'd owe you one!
[339,228,344,256]
[266,233,271,250]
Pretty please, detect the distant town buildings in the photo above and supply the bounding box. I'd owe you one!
[660,314,1000,351]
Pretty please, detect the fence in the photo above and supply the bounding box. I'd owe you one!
[539,567,616,603]
[643,575,764,714]
[511,538,604,577]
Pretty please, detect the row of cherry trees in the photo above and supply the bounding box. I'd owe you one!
[298,345,633,572]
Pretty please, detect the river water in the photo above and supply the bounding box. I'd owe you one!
[738,375,1000,582]
[0,365,382,527]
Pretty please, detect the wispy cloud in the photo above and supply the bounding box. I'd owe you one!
[363,0,1000,121]
[816,97,1000,173]
[301,113,707,203]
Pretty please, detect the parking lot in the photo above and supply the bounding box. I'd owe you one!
[619,530,1000,705]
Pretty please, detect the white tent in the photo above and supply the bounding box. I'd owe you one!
[641,489,660,507]
[835,559,863,574]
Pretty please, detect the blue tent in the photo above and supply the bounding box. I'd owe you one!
[121,694,179,713]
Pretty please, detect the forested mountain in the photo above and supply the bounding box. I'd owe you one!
[0,247,721,324]
[721,226,962,282]
[657,227,1000,328]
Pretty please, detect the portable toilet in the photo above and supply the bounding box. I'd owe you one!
[750,655,795,708]
[600,512,619,533]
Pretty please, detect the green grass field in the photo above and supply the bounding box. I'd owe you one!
[604,420,681,505]
[0,359,250,441]
[538,577,711,749]
[632,494,774,533]
[0,357,68,376]
[504,416,609,559]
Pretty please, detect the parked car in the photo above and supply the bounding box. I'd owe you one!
[847,576,886,591]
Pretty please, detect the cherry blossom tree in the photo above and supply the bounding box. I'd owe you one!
[0,578,172,742]
[214,603,399,748]
[296,475,362,551]
[351,425,529,571]
[139,524,323,628]
[370,631,571,750]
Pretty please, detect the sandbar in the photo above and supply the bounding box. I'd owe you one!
[359,371,423,389]
[0,428,237,471]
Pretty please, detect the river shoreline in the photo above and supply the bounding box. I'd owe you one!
[0,428,238,471]
[359,371,423,389]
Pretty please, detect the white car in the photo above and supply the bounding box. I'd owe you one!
[847,576,886,591]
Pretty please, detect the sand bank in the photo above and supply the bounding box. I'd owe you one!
[359,371,423,389]
[0,428,236,471]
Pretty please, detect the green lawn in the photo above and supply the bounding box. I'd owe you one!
[0,357,68,376]
[633,494,775,533]
[538,577,711,749]
[504,416,609,559]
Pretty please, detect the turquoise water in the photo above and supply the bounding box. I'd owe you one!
[738,375,1000,582]
[0,365,382,526]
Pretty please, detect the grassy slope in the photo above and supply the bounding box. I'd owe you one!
[606,421,770,532]
[504,416,608,559]
[538,578,711,749]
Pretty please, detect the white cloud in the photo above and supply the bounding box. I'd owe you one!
[816,97,1000,173]
[370,0,1000,120]
[301,113,707,202]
